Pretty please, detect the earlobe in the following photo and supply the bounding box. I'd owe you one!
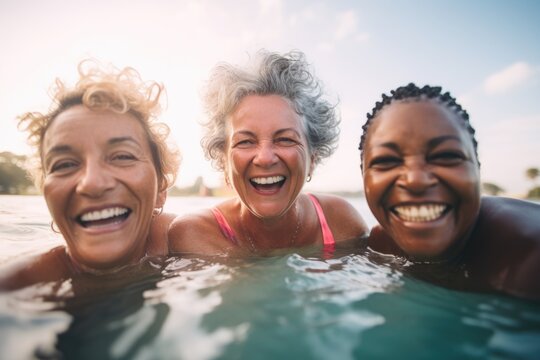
[309,154,316,175]
[156,189,167,209]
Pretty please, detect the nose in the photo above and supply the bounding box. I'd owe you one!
[76,159,115,197]
[397,161,437,194]
[253,141,278,167]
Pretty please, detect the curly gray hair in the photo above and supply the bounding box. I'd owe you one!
[200,50,340,172]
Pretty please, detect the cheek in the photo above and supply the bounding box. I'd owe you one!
[43,178,68,212]
[227,151,244,175]
[439,166,480,198]
[289,146,310,169]
[363,171,392,204]
[139,170,160,197]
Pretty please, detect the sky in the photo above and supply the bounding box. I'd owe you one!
[1,0,539,195]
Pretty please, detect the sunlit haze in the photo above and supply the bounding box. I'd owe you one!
[1,0,539,195]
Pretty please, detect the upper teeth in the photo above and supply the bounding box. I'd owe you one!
[251,176,285,185]
[80,207,128,222]
[393,204,447,222]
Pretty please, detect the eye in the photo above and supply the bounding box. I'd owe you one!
[50,160,78,173]
[368,156,402,170]
[428,151,466,165]
[111,152,138,164]
[233,139,255,148]
[275,137,298,146]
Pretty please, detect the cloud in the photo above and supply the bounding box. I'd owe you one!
[318,10,370,52]
[483,61,537,94]
[334,10,370,43]
[477,113,540,195]
[335,10,358,40]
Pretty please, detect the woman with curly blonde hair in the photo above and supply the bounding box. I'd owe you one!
[0,60,180,290]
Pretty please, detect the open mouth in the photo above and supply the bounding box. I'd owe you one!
[391,204,450,222]
[77,207,131,228]
[250,175,286,191]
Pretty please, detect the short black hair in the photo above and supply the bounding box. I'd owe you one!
[359,83,479,168]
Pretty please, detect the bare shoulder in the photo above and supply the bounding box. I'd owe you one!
[0,246,69,291]
[307,193,369,241]
[474,196,540,299]
[481,197,540,235]
[168,209,231,255]
[479,196,540,241]
[148,212,176,256]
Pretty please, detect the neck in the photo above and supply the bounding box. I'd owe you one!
[65,248,148,276]
[239,202,302,253]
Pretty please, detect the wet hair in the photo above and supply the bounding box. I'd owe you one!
[17,59,180,190]
[201,49,339,172]
[359,83,479,169]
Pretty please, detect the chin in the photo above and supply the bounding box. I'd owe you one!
[394,235,455,260]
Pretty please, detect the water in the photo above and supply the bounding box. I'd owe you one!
[0,195,539,360]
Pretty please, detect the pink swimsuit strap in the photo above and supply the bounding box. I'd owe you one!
[307,193,336,246]
[211,208,239,245]
[211,194,335,248]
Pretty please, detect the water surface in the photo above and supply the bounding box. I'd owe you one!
[0,195,538,360]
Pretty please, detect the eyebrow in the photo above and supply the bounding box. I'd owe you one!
[374,142,400,152]
[232,130,255,137]
[275,128,302,137]
[44,136,142,159]
[46,144,72,155]
[427,135,462,148]
[108,136,142,147]
[232,128,302,137]
[374,135,462,152]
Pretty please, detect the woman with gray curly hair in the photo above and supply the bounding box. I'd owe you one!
[169,50,368,256]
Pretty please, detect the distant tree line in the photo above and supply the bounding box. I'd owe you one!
[168,176,214,196]
[482,166,540,199]
[1,151,539,199]
[525,167,540,199]
[0,152,35,194]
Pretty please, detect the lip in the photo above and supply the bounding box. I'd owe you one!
[388,202,452,228]
[249,174,287,195]
[74,204,133,234]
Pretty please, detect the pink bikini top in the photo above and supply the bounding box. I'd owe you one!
[210,193,335,247]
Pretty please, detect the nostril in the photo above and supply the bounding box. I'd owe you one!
[398,168,437,192]
[253,146,278,166]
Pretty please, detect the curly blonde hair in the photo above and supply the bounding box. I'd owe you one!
[18,59,180,190]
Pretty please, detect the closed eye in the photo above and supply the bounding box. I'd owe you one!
[275,137,298,146]
[233,139,256,148]
[50,160,78,173]
[428,151,466,165]
[110,152,139,165]
[112,153,137,161]
[368,156,402,170]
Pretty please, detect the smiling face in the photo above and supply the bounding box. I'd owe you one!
[225,95,313,219]
[42,105,165,270]
[362,100,481,261]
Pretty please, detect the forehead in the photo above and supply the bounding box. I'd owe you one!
[229,94,303,132]
[367,100,470,145]
[43,105,148,149]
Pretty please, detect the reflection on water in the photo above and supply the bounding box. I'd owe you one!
[1,195,539,360]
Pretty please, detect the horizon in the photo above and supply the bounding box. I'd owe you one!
[1,0,539,195]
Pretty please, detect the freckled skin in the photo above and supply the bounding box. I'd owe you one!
[363,100,540,300]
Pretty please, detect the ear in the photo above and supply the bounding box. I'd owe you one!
[156,188,167,209]
[223,159,232,188]
[309,154,316,176]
